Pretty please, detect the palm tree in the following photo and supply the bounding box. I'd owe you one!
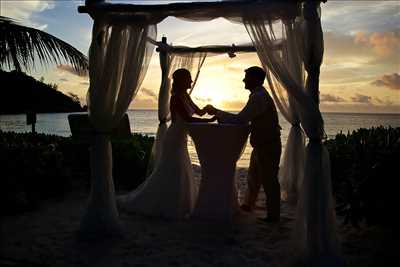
[0,16,88,73]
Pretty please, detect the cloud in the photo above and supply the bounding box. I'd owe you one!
[376,97,394,107]
[79,27,92,43]
[140,88,157,99]
[193,96,212,102]
[131,98,157,110]
[221,100,246,110]
[320,94,346,103]
[320,102,400,114]
[56,65,88,77]
[354,31,400,57]
[322,2,400,34]
[2,0,55,30]
[320,31,399,87]
[323,30,399,68]
[158,17,249,47]
[372,73,400,90]
[373,96,395,106]
[323,32,372,65]
[354,32,368,44]
[351,94,372,104]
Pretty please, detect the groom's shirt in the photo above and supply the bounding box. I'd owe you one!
[216,86,281,147]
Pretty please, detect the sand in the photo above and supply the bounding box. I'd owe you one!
[1,166,394,267]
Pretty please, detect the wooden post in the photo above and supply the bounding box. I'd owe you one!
[159,36,168,115]
[26,111,36,134]
[303,0,323,106]
[85,0,105,5]
[147,36,169,175]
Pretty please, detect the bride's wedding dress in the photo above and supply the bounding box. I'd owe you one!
[117,114,196,219]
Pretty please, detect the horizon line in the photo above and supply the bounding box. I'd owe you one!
[127,108,400,115]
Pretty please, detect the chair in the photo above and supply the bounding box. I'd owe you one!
[68,113,131,144]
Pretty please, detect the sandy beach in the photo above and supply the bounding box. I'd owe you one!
[1,166,394,267]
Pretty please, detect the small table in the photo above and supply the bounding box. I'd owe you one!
[188,123,249,222]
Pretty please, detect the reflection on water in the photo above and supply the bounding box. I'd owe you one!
[1,111,399,168]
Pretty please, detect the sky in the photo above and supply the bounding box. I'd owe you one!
[2,0,399,113]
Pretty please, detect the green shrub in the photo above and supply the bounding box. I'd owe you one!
[0,131,153,215]
[325,126,400,227]
[0,132,68,214]
[112,134,153,191]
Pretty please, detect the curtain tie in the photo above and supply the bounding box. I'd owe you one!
[292,123,300,128]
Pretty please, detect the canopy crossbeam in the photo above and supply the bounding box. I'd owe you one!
[156,44,257,54]
[154,35,283,55]
[155,43,284,54]
[78,0,301,21]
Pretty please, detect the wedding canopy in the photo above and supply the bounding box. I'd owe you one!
[78,0,340,265]
[146,37,287,174]
[79,0,299,23]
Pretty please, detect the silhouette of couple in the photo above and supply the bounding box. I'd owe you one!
[118,66,281,222]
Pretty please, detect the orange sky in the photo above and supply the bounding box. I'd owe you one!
[3,1,400,113]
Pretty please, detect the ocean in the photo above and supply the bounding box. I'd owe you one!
[1,110,399,167]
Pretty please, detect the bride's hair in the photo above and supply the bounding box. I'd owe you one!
[171,68,191,94]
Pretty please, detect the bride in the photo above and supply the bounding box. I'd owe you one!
[117,68,215,219]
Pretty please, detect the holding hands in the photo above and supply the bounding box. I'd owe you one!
[201,104,220,123]
[204,104,218,115]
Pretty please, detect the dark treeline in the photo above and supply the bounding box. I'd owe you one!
[0,131,153,215]
[325,126,400,228]
[0,70,86,114]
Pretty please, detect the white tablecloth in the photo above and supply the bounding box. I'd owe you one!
[188,123,249,222]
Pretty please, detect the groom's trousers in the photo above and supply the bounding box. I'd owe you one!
[243,139,281,218]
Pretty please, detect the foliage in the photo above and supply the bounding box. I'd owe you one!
[111,134,154,190]
[325,126,400,228]
[48,82,58,91]
[0,70,85,114]
[0,16,88,73]
[67,92,81,105]
[0,131,154,215]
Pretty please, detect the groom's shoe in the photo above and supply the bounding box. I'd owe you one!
[257,216,280,223]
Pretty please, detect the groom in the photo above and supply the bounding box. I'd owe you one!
[205,66,282,222]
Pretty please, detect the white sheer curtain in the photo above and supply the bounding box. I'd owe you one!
[80,18,156,237]
[146,50,207,175]
[295,3,342,265]
[244,3,342,265]
[146,52,174,175]
[261,19,306,205]
[187,52,207,95]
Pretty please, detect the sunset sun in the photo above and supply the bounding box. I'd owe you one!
[193,78,235,108]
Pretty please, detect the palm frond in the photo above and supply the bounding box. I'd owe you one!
[0,16,88,73]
